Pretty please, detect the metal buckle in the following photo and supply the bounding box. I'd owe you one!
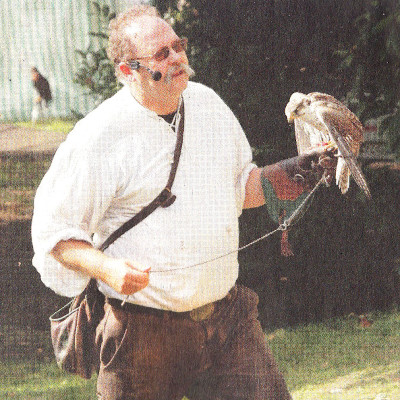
[189,303,215,321]
[158,188,176,208]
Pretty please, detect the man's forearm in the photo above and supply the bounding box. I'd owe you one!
[243,162,305,210]
[51,239,150,295]
[243,167,265,209]
[51,239,112,281]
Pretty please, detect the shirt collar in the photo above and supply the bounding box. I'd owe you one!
[121,84,185,121]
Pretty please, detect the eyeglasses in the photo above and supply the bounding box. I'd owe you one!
[135,37,188,62]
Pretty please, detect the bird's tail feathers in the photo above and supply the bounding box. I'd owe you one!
[337,153,372,199]
[336,158,350,194]
[328,125,372,200]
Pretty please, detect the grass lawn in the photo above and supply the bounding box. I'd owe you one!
[1,310,399,399]
[14,118,77,135]
[269,310,400,399]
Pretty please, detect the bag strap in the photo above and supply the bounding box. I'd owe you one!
[99,101,185,252]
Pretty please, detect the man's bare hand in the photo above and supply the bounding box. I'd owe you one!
[100,258,150,295]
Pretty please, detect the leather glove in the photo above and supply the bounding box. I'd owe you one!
[278,147,337,191]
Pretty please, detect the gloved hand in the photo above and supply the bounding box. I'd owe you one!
[278,147,337,191]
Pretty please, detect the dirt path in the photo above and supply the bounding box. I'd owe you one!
[0,123,66,154]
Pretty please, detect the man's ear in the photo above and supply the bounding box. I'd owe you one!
[119,64,132,76]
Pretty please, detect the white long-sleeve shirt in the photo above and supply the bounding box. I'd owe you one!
[32,82,256,311]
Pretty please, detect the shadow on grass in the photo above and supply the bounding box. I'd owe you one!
[0,220,68,350]
[0,218,95,398]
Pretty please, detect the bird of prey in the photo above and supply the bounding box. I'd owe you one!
[285,92,371,199]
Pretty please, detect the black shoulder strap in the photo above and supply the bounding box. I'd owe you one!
[99,101,185,252]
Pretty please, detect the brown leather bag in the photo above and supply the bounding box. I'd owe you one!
[49,279,104,379]
[49,101,185,379]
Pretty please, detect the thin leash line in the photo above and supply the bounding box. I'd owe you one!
[150,227,283,274]
[278,174,326,229]
[150,174,325,273]
[120,176,326,305]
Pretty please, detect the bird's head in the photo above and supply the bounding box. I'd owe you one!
[285,92,311,123]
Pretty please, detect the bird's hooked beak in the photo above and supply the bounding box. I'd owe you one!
[287,113,295,123]
[284,105,296,123]
[285,92,309,123]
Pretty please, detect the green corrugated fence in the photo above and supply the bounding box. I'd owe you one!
[0,0,136,121]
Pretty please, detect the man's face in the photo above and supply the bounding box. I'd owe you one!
[126,17,190,98]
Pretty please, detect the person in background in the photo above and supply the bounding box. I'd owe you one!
[31,67,52,122]
[32,5,336,400]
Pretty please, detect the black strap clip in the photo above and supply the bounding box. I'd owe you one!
[158,187,176,208]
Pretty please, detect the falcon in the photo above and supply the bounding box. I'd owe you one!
[285,92,371,199]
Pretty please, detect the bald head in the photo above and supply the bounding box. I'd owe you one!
[107,5,161,78]
[124,15,168,38]
[123,15,175,54]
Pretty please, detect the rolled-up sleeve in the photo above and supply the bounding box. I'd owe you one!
[232,115,257,215]
[31,127,117,297]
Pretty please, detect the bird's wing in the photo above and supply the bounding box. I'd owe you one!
[294,119,312,154]
[316,107,371,199]
[294,119,327,155]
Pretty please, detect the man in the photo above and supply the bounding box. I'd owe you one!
[31,67,52,122]
[32,5,335,400]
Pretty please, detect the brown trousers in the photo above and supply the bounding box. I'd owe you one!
[95,285,292,400]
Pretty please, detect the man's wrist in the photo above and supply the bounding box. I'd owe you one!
[260,163,308,223]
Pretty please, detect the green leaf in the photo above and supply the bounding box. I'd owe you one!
[102,5,110,17]
[91,1,101,15]
[75,49,87,58]
[89,32,109,40]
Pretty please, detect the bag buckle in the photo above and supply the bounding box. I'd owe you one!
[189,302,215,321]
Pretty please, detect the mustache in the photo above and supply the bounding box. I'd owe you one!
[164,63,195,84]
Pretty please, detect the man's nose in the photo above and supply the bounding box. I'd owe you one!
[168,48,183,63]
